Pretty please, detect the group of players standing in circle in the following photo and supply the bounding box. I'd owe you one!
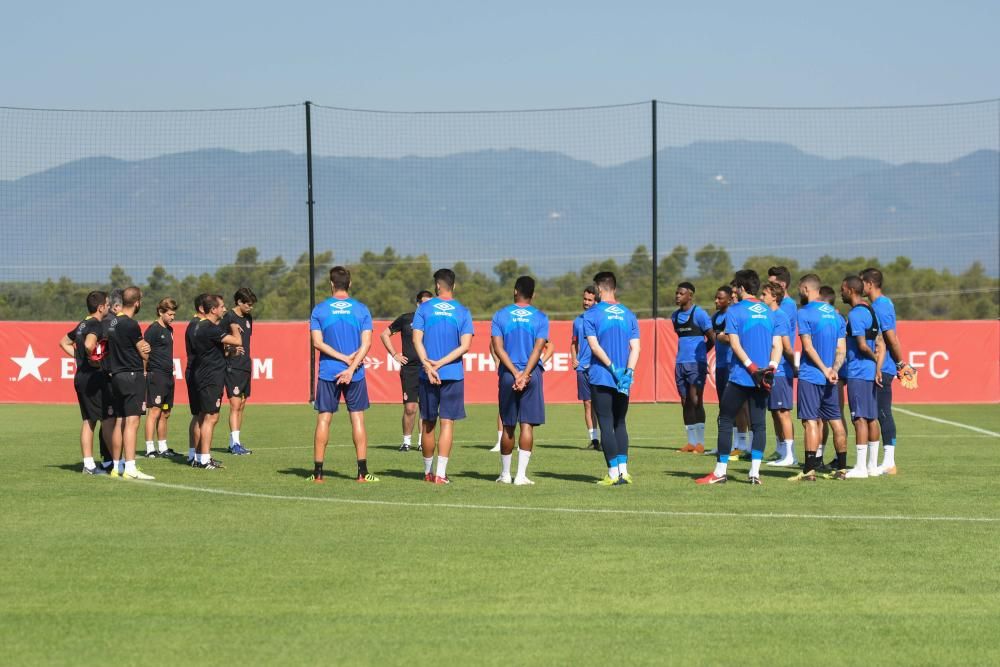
[64,262,914,489]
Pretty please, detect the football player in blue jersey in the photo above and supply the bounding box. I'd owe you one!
[490,276,550,485]
[413,268,475,485]
[839,276,883,479]
[766,266,799,463]
[705,285,751,457]
[309,266,377,483]
[789,275,847,482]
[696,269,782,486]
[814,285,848,472]
[861,268,916,475]
[672,282,715,453]
[584,271,640,486]
[570,286,600,450]
[760,282,799,467]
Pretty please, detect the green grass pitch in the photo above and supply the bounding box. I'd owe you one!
[2,402,998,666]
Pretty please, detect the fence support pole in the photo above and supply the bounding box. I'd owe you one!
[305,100,316,403]
[651,99,659,400]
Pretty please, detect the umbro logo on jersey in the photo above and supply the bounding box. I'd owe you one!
[819,304,835,313]
[748,303,768,315]
[434,302,456,312]
[331,301,351,310]
[605,305,625,315]
[511,308,532,317]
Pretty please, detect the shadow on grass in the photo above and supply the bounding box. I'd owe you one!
[276,467,354,481]
[533,470,599,484]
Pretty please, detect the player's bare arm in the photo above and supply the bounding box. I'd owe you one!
[58,335,74,357]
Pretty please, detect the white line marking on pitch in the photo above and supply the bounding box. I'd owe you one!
[144,481,999,524]
[895,407,1000,438]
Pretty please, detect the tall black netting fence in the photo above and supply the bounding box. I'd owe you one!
[309,103,653,319]
[0,105,306,320]
[655,99,1000,319]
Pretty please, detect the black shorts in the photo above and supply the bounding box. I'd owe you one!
[74,371,108,422]
[225,367,251,400]
[185,368,201,416]
[197,384,224,415]
[146,371,175,412]
[400,365,421,404]
[111,371,146,418]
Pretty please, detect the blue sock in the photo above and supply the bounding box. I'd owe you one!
[719,454,730,464]
[751,449,764,461]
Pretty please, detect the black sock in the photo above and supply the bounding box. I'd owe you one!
[313,461,324,476]
[804,453,815,473]
[836,451,847,470]
[357,459,368,477]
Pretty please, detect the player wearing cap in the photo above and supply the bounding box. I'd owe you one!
[59,290,110,475]
[412,268,474,485]
[380,290,434,452]
[671,282,715,453]
[696,270,782,486]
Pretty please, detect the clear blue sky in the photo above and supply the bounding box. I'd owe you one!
[2,0,998,176]
[4,0,997,110]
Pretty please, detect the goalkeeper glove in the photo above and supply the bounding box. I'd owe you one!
[617,368,634,395]
[747,361,775,393]
[897,361,919,389]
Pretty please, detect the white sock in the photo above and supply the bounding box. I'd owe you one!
[868,441,880,468]
[145,440,154,453]
[588,428,597,440]
[618,461,628,476]
[200,452,210,465]
[750,459,762,477]
[854,444,868,469]
[403,434,412,446]
[495,430,502,446]
[435,456,449,479]
[501,454,512,477]
[738,432,750,451]
[774,438,784,457]
[157,439,168,453]
[112,459,121,472]
[882,444,895,467]
[695,423,705,444]
[83,456,96,469]
[124,459,137,473]
[608,465,620,479]
[231,430,240,446]
[782,440,795,459]
[516,449,531,479]
[686,425,697,445]
[187,447,196,460]
[816,443,825,458]
[423,457,433,475]
[714,461,728,477]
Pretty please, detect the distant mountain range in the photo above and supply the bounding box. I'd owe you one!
[1,140,996,282]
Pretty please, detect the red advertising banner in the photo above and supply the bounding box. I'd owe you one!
[1,319,997,405]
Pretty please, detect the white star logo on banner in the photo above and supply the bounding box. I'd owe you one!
[12,344,48,381]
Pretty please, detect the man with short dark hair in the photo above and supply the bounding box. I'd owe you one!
[310,267,377,483]
[223,287,257,455]
[185,294,209,464]
[59,290,110,474]
[585,271,640,486]
[143,297,179,458]
[491,275,549,485]
[672,282,715,453]
[380,289,434,452]
[760,282,799,468]
[839,276,883,479]
[861,268,915,475]
[571,285,600,450]
[413,268,475,484]
[192,294,244,470]
[789,275,847,482]
[696,270,782,486]
[106,286,154,480]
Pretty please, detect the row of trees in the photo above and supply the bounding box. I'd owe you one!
[1,245,996,322]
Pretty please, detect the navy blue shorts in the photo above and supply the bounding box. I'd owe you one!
[315,377,370,414]
[499,368,545,427]
[797,380,841,421]
[768,374,794,411]
[576,370,592,401]
[847,378,878,421]
[419,378,466,421]
[714,366,730,399]
[675,361,708,396]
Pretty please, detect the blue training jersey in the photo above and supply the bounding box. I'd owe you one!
[725,298,777,387]
[871,295,898,377]
[797,301,846,386]
[412,296,474,382]
[491,303,550,371]
[572,312,592,370]
[845,304,878,380]
[583,301,640,390]
[780,296,798,340]
[711,309,732,369]
[768,307,792,378]
[671,305,712,364]
[309,297,373,382]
